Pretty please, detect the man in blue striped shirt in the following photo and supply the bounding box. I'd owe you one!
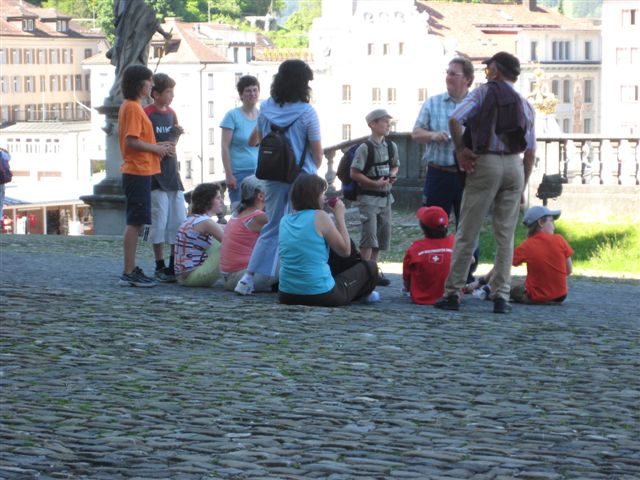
[435,51,536,315]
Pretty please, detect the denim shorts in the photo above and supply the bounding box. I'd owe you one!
[123,173,152,226]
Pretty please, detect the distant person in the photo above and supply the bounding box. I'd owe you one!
[234,59,322,296]
[117,64,174,288]
[221,75,260,210]
[403,206,455,305]
[278,174,379,307]
[435,51,535,314]
[175,183,225,287]
[511,206,574,304]
[144,73,186,283]
[350,109,399,287]
[219,176,277,292]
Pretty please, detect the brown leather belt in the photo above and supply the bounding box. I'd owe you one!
[427,163,458,173]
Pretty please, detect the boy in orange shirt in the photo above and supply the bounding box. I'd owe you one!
[118,65,173,287]
[511,206,574,303]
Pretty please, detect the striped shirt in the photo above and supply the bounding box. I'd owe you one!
[450,81,536,153]
[175,214,214,275]
[414,92,467,167]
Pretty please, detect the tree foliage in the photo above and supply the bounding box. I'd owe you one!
[269,0,320,49]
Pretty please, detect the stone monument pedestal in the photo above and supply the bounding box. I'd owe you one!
[80,104,126,235]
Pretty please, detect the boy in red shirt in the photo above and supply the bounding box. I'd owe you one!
[403,206,455,305]
[511,206,574,303]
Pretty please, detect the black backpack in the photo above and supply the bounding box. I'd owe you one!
[336,140,393,201]
[256,121,307,183]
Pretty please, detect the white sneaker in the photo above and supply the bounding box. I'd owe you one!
[234,279,254,296]
[361,290,381,304]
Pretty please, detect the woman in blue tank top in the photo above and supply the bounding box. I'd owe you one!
[278,174,380,307]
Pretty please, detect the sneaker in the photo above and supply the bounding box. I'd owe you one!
[376,270,391,287]
[434,294,460,311]
[493,297,512,314]
[155,267,176,283]
[361,290,381,304]
[234,279,254,296]
[118,266,157,288]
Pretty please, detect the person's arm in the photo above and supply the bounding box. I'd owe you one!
[246,212,268,233]
[412,127,450,145]
[315,201,350,257]
[220,128,236,190]
[248,126,262,147]
[310,139,323,168]
[350,168,390,189]
[449,117,478,173]
[125,136,172,157]
[566,257,573,276]
[195,218,224,242]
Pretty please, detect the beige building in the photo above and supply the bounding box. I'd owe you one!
[0,0,105,125]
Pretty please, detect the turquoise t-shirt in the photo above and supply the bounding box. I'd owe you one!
[219,107,259,173]
[279,210,335,295]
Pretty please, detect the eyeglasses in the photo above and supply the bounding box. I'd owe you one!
[446,70,465,77]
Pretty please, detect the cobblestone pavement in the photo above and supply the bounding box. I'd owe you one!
[1,235,639,479]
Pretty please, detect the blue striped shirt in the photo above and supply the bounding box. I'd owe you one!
[449,81,536,153]
[414,92,466,167]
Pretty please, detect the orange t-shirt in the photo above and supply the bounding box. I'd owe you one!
[118,99,160,176]
[513,232,574,302]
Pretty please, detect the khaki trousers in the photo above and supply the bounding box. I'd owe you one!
[444,153,524,300]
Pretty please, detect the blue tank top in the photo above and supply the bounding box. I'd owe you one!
[279,210,335,295]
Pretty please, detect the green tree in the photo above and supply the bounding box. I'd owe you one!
[269,0,320,49]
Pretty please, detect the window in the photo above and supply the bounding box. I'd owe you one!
[617,47,628,64]
[1,106,9,123]
[342,124,351,141]
[51,104,61,120]
[372,87,381,103]
[208,101,214,118]
[551,80,559,97]
[246,48,253,63]
[209,157,215,174]
[27,106,37,121]
[552,41,570,60]
[235,72,242,85]
[75,74,82,90]
[40,75,45,91]
[387,87,397,103]
[84,48,93,59]
[0,49,6,64]
[583,118,592,134]
[185,160,192,179]
[22,19,34,32]
[562,79,571,103]
[398,42,404,55]
[367,43,375,55]
[584,41,592,60]
[621,85,639,102]
[418,88,428,103]
[0,77,7,93]
[37,48,46,64]
[85,74,90,91]
[562,119,570,133]
[50,75,60,92]
[50,49,59,64]
[530,41,538,61]
[584,79,592,103]
[342,84,351,102]
[11,49,21,64]
[24,49,34,64]
[25,76,35,92]
[208,128,215,144]
[56,20,68,32]
[63,75,72,91]
[62,49,73,64]
[622,9,637,26]
[12,76,21,93]
[64,102,73,120]
[383,43,390,56]
[233,47,239,63]
[208,73,214,90]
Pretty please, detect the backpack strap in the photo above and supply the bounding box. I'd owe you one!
[362,139,393,178]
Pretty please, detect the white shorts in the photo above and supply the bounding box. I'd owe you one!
[148,190,187,244]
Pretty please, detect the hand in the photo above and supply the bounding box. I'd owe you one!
[156,142,174,158]
[330,198,345,216]
[456,148,479,173]
[388,175,397,185]
[376,177,390,188]
[226,173,237,191]
[174,125,185,135]
[433,131,451,143]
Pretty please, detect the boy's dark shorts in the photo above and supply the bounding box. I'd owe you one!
[123,173,152,226]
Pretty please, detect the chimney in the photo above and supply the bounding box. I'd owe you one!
[522,0,537,11]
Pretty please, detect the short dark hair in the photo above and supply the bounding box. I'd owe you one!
[190,183,221,215]
[450,56,474,85]
[121,64,153,100]
[290,174,326,211]
[151,73,175,95]
[420,223,448,239]
[237,75,260,96]
[271,59,314,106]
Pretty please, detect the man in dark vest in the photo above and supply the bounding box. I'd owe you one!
[435,51,536,314]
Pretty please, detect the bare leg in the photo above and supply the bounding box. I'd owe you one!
[123,224,141,274]
[360,247,372,261]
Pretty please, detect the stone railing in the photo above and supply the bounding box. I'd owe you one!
[322,133,640,214]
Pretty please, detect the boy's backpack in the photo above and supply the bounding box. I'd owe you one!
[336,140,394,201]
[256,121,307,183]
[0,149,12,184]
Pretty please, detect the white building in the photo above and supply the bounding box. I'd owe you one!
[600,0,639,135]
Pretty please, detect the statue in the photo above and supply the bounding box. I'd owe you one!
[105,0,171,104]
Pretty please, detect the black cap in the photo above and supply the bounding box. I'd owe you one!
[483,51,521,78]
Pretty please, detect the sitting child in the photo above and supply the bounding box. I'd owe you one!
[175,183,225,287]
[402,206,455,305]
[219,176,277,292]
[511,205,574,304]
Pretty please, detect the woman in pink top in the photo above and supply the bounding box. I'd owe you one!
[219,176,277,292]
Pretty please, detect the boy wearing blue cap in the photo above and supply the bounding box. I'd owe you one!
[511,205,574,303]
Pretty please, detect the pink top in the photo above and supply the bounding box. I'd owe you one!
[219,210,263,273]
